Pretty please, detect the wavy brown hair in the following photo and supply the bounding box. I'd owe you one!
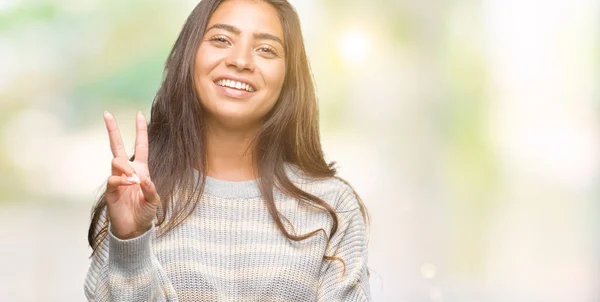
[88,0,368,270]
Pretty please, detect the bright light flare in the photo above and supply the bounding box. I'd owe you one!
[338,29,370,65]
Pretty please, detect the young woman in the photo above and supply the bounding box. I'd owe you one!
[84,0,370,301]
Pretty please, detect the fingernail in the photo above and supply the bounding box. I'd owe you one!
[104,111,110,118]
[144,175,151,186]
[126,173,140,184]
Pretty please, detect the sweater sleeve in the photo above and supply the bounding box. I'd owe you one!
[84,218,177,301]
[317,188,371,302]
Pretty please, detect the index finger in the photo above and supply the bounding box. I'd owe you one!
[103,111,128,158]
[134,111,149,163]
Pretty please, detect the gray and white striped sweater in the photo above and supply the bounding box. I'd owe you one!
[84,167,370,301]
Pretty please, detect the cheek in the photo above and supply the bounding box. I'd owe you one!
[264,63,286,100]
[194,46,211,79]
[195,44,224,80]
[194,45,220,104]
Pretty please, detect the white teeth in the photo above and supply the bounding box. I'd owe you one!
[216,79,254,92]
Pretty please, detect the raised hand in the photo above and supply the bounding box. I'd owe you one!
[103,111,160,240]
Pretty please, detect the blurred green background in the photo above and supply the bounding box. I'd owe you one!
[0,0,598,301]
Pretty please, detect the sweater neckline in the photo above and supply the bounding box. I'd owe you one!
[202,174,262,199]
[193,163,307,200]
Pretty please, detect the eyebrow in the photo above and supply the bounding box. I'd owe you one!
[206,23,284,47]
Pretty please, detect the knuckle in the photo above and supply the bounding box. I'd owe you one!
[112,144,124,153]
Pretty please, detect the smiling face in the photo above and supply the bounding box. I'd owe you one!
[194,0,286,129]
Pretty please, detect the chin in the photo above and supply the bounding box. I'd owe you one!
[210,110,263,129]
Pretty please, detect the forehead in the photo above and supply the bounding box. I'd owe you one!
[207,0,284,39]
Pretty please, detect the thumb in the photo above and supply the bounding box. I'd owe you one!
[140,175,160,207]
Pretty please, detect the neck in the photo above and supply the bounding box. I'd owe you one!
[205,120,260,181]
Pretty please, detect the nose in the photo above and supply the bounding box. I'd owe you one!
[225,42,255,72]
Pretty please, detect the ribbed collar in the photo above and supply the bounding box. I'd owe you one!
[193,163,307,200]
[202,174,262,199]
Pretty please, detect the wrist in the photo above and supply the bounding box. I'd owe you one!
[111,224,152,240]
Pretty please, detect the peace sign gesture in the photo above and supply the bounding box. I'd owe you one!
[103,111,160,240]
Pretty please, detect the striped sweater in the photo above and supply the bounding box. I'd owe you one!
[84,167,370,301]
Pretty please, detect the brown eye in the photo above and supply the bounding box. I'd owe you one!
[257,46,277,56]
[209,36,230,45]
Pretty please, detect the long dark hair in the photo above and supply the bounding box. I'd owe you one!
[88,0,368,269]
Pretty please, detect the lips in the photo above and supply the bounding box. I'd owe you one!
[215,79,255,92]
[213,76,257,92]
[213,81,255,99]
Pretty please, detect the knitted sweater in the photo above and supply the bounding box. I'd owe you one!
[83,167,370,301]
